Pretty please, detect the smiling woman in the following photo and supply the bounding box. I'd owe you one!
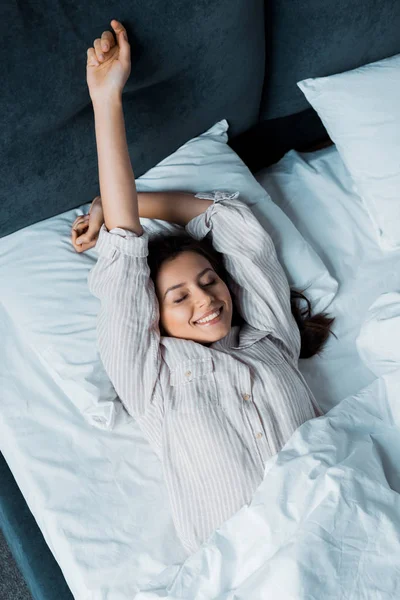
[147,232,236,345]
[88,189,334,554]
[83,19,336,555]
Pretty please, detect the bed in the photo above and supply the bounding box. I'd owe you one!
[2,1,400,598]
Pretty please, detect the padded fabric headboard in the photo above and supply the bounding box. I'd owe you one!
[230,0,400,171]
[1,0,265,238]
[2,0,400,238]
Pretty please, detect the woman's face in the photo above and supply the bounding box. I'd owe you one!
[155,251,233,345]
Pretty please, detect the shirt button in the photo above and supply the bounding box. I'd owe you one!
[256,432,263,439]
[242,393,251,401]
[185,370,192,378]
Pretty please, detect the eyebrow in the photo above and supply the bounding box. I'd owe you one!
[163,268,214,300]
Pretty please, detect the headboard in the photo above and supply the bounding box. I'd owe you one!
[2,0,400,238]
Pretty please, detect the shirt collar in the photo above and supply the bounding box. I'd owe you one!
[212,324,268,350]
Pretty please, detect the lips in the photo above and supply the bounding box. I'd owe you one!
[194,305,223,325]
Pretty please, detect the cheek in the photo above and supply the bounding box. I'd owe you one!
[221,282,232,306]
[160,304,191,332]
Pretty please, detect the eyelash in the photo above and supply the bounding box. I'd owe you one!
[174,280,216,303]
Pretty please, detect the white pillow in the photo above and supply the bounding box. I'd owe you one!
[255,144,385,282]
[297,53,400,251]
[0,119,337,429]
[356,292,400,377]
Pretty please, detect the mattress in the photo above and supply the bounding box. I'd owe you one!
[2,143,400,598]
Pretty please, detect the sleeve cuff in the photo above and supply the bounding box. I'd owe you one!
[185,190,240,239]
[94,223,149,259]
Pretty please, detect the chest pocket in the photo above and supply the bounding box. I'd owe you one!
[169,357,219,413]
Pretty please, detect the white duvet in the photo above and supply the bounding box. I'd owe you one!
[136,367,400,599]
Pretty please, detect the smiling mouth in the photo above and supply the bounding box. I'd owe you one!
[195,306,224,326]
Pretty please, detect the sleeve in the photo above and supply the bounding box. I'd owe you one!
[87,223,163,418]
[186,191,301,361]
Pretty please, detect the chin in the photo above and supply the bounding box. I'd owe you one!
[201,323,231,343]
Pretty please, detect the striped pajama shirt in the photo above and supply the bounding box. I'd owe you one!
[87,190,322,554]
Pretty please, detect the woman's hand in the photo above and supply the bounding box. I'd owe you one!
[71,196,104,253]
[86,19,131,104]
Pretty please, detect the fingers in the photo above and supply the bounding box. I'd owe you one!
[100,31,114,53]
[71,219,88,244]
[75,233,97,247]
[110,19,130,62]
[71,227,97,253]
[72,215,90,230]
[71,215,100,246]
[72,237,96,253]
[110,19,128,41]
[71,211,100,253]
[71,226,85,252]
[87,21,129,67]
[94,38,106,62]
[87,47,100,67]
[75,234,90,245]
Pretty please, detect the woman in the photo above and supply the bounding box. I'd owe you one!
[73,20,335,554]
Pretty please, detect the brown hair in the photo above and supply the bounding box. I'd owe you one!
[147,231,336,358]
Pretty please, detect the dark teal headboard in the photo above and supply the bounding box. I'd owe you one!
[231,0,400,172]
[1,0,265,238]
[2,0,400,237]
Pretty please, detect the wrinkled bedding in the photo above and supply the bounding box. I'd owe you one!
[2,144,400,598]
[137,367,400,599]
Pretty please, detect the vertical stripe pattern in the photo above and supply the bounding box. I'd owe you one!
[87,191,322,555]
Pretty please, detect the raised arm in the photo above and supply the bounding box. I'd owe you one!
[93,97,143,234]
[88,20,142,235]
[88,19,212,232]
[86,21,162,418]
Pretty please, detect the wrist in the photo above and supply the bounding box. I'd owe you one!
[91,92,123,111]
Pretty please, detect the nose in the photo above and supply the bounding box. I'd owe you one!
[195,286,215,307]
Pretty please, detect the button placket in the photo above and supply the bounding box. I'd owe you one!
[237,363,271,461]
[255,430,270,461]
[238,363,262,451]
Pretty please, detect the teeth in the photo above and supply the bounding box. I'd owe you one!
[196,309,221,324]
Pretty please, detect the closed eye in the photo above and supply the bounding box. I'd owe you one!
[173,280,216,303]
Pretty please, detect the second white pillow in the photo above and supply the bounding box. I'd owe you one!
[297,53,400,251]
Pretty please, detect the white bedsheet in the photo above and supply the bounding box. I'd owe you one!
[2,144,400,598]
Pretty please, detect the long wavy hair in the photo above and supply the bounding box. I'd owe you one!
[147,231,336,358]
